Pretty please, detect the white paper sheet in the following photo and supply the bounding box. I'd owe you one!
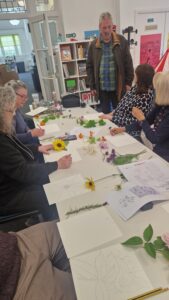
[105,133,137,147]
[26,106,48,116]
[83,112,103,120]
[118,157,169,193]
[149,290,169,299]
[70,244,152,300]
[70,126,103,137]
[44,174,89,205]
[115,142,146,155]
[44,147,81,163]
[58,207,121,258]
[106,183,169,220]
[56,190,105,220]
[39,123,60,140]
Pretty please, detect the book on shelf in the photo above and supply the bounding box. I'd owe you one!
[79,78,86,91]
[78,62,86,76]
[60,45,72,61]
[63,64,69,78]
[65,79,77,93]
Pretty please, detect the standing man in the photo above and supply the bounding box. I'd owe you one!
[86,12,134,113]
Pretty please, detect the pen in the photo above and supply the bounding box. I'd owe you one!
[37,124,43,129]
[128,287,169,300]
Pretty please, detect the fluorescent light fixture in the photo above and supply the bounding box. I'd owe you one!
[9,20,20,26]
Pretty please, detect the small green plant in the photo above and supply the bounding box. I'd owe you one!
[122,224,169,260]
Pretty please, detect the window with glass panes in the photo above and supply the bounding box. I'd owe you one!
[0,35,21,57]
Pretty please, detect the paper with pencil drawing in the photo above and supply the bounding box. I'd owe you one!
[106,182,169,220]
[58,207,121,258]
[118,157,169,193]
[44,174,89,205]
[70,244,152,300]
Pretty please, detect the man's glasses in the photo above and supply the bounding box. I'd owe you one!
[16,92,28,100]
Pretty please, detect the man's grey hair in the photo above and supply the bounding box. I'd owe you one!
[99,12,113,24]
[5,79,27,93]
[0,86,16,133]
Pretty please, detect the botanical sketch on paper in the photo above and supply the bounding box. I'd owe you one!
[70,244,152,300]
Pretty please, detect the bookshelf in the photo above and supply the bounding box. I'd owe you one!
[58,40,99,106]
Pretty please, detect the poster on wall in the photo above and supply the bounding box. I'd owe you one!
[140,34,161,68]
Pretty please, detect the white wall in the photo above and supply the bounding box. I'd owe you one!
[120,0,169,31]
[60,0,120,40]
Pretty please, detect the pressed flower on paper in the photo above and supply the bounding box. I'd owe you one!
[53,139,68,151]
[85,177,95,191]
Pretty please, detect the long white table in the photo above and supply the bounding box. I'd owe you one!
[36,107,169,300]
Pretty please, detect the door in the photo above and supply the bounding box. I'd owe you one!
[29,13,63,102]
[134,11,166,68]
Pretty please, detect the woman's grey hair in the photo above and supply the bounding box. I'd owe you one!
[153,72,169,106]
[5,79,27,93]
[99,12,113,24]
[0,86,16,133]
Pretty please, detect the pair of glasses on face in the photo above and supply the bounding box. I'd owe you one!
[16,92,28,100]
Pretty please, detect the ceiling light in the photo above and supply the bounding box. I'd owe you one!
[10,20,20,26]
[18,0,25,6]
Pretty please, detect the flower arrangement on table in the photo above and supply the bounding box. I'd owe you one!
[39,113,75,126]
[122,224,169,260]
[99,143,146,165]
[52,139,69,151]
[77,116,106,128]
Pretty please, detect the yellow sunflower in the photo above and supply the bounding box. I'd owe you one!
[85,177,95,191]
[53,139,66,151]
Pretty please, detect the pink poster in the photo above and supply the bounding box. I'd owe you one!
[140,34,161,68]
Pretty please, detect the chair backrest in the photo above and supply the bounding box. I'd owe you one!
[61,94,80,108]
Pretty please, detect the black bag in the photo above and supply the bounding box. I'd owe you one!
[61,94,80,108]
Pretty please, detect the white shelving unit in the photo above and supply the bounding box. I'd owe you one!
[58,40,99,106]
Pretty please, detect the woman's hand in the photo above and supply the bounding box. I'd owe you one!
[57,155,72,169]
[110,127,125,135]
[99,112,113,120]
[38,144,53,154]
[132,107,145,121]
[31,128,45,137]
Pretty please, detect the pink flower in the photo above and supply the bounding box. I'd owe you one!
[162,233,169,248]
[99,141,108,150]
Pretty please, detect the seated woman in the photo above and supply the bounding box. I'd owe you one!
[0,221,76,300]
[110,71,169,162]
[0,86,72,220]
[100,64,155,139]
[5,80,44,144]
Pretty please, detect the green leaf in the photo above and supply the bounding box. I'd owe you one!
[161,248,169,260]
[143,224,153,242]
[153,237,166,250]
[98,119,106,126]
[144,242,156,258]
[122,236,143,246]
